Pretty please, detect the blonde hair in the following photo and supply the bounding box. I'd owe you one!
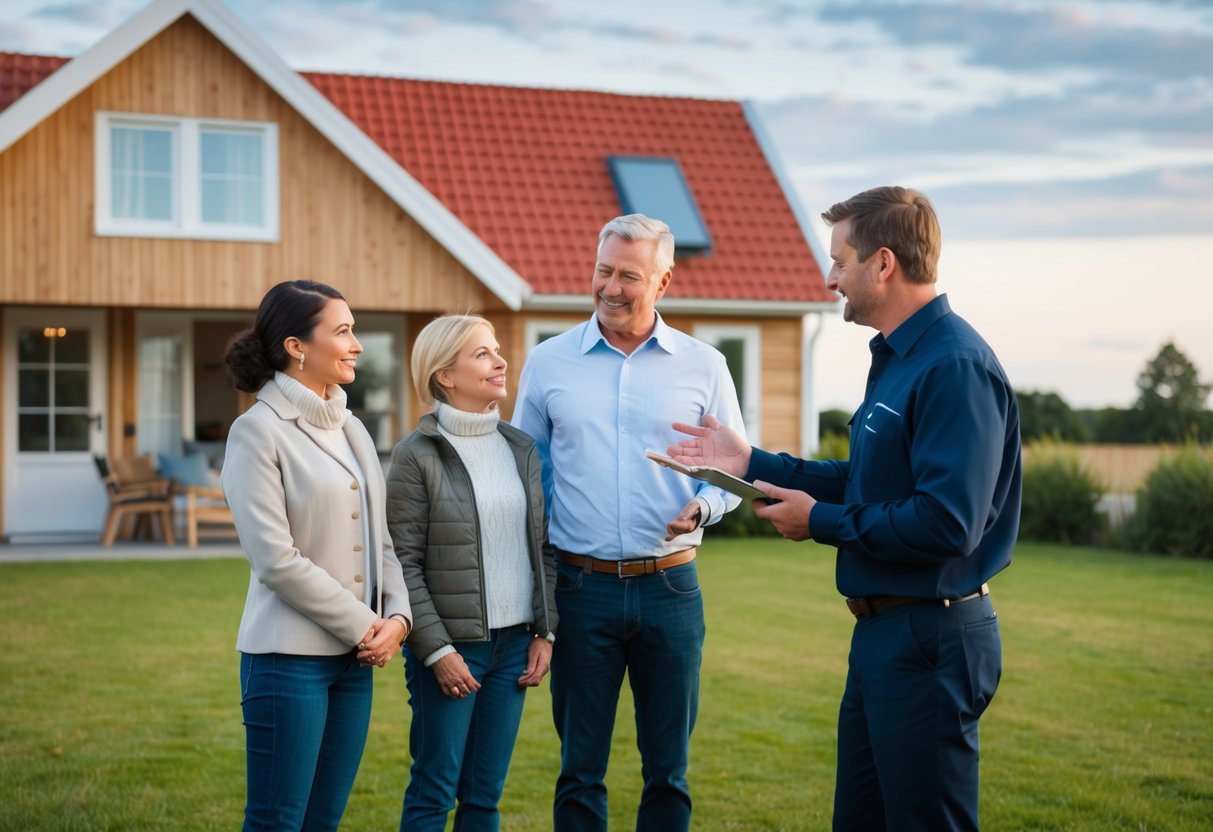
[411,314,495,407]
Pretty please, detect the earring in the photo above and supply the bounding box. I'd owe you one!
[298,353,306,370]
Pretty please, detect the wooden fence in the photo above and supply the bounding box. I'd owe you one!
[1022,443,1213,494]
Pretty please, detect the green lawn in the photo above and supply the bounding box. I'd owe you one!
[1,540,1210,830]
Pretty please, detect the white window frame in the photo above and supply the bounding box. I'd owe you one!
[524,319,581,352]
[96,111,279,242]
[694,323,762,445]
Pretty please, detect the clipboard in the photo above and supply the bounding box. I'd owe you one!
[645,450,767,501]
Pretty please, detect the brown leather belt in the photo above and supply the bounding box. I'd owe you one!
[846,583,990,620]
[557,548,696,578]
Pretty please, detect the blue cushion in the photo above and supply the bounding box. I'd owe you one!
[157,452,213,487]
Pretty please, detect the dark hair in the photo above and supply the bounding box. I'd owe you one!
[224,280,345,393]
[821,186,941,285]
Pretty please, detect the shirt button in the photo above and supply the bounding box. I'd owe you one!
[351,511,360,520]
[354,574,364,583]
[353,544,363,552]
[349,482,359,490]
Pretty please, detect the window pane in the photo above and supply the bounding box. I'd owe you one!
[345,332,398,453]
[138,333,185,456]
[55,414,90,452]
[19,369,49,408]
[201,132,261,175]
[111,126,174,221]
[55,370,90,408]
[56,329,90,364]
[17,328,49,363]
[18,414,50,452]
[716,337,747,414]
[200,131,264,226]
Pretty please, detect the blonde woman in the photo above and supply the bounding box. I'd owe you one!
[223,280,411,831]
[387,314,556,831]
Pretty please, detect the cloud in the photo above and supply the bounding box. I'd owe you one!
[28,2,127,27]
[0,22,39,51]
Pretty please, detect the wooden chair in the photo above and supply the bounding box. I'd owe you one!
[95,455,176,546]
[184,484,235,548]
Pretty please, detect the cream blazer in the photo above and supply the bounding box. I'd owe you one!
[222,380,410,655]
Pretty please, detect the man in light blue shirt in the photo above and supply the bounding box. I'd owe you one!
[513,214,746,832]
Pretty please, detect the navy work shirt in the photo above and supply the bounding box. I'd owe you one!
[747,294,1022,599]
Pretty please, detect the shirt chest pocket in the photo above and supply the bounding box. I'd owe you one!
[854,403,908,495]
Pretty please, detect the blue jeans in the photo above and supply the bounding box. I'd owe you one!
[240,651,373,832]
[551,559,705,832]
[400,624,533,832]
[833,595,1002,832]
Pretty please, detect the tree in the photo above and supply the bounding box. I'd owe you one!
[1134,341,1212,443]
[819,408,852,439]
[1016,390,1089,442]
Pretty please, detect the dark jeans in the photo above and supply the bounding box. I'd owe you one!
[551,559,705,832]
[239,650,372,832]
[833,594,1002,832]
[400,624,532,832]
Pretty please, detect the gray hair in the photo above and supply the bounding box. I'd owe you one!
[598,214,675,276]
[410,314,494,407]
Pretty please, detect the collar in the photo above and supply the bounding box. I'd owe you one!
[434,400,500,437]
[872,293,951,358]
[579,311,676,356]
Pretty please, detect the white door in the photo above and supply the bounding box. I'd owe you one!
[4,308,109,540]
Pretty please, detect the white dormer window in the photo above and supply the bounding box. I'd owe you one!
[95,112,278,241]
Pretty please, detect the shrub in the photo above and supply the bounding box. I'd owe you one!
[711,496,780,538]
[1019,445,1105,544]
[1120,447,1213,559]
[815,432,850,461]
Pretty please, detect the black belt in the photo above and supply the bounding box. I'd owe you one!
[846,583,990,620]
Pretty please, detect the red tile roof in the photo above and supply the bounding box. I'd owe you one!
[305,72,830,302]
[0,50,830,302]
[0,52,68,113]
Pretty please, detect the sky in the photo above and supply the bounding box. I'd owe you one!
[2,0,1211,411]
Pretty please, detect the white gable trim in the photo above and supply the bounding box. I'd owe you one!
[0,0,531,310]
[741,100,837,302]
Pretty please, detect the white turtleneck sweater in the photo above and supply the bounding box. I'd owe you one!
[434,400,534,636]
[274,372,374,603]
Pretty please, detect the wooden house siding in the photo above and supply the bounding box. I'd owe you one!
[0,16,489,313]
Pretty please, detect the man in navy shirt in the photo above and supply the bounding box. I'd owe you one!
[668,186,1021,831]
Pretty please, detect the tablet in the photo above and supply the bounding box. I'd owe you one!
[645,450,767,501]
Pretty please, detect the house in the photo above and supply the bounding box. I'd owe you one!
[0,0,837,542]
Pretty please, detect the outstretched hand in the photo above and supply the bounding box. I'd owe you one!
[667,414,751,477]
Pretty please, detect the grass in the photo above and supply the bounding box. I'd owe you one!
[1,540,1210,830]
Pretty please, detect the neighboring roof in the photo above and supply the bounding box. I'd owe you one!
[0,0,835,314]
[305,73,833,308]
[0,52,66,113]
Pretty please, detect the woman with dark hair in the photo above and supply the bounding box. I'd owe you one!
[222,279,412,832]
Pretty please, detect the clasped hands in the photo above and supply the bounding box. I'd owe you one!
[667,415,817,542]
[356,616,409,668]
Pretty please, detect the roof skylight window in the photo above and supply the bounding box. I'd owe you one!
[607,156,712,255]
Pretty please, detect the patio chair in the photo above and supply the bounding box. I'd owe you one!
[184,484,235,548]
[94,455,176,546]
[156,451,235,548]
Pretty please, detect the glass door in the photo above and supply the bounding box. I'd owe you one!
[3,308,108,539]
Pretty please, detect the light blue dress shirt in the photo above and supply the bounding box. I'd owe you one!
[512,313,746,560]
